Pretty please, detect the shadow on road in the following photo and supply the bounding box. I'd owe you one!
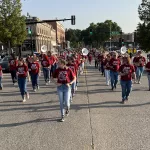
[0,117,60,128]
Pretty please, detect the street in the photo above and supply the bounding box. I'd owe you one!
[0,64,150,150]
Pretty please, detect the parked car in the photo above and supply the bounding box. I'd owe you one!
[0,56,11,72]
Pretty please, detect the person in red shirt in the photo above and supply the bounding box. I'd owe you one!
[67,57,77,100]
[109,52,120,90]
[94,52,99,69]
[41,54,50,85]
[47,51,57,78]
[145,60,150,91]
[9,54,18,85]
[30,57,40,92]
[119,56,135,104]
[88,53,92,65]
[0,65,3,90]
[52,59,76,122]
[100,52,106,76]
[16,58,29,102]
[104,54,111,85]
[133,53,139,83]
[134,51,146,84]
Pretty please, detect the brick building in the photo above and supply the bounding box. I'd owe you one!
[22,17,56,55]
[48,21,65,48]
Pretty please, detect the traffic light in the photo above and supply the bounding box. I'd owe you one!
[119,37,122,43]
[90,29,93,35]
[122,38,124,44]
[26,27,32,35]
[119,37,122,47]
[71,15,75,25]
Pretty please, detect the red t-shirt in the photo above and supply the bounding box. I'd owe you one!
[49,56,56,65]
[109,58,120,72]
[119,64,135,81]
[16,64,28,78]
[30,62,40,74]
[133,57,138,65]
[146,62,150,73]
[9,59,18,71]
[67,63,77,75]
[41,59,50,67]
[135,56,146,67]
[53,67,75,84]
[59,55,65,60]
[103,59,110,70]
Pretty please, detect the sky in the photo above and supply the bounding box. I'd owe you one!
[21,0,142,33]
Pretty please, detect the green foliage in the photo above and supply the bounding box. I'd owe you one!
[65,20,121,48]
[137,0,150,52]
[138,0,150,23]
[0,0,27,46]
[136,22,150,52]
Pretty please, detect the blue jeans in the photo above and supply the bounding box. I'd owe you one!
[121,80,132,101]
[0,76,2,88]
[31,73,39,89]
[136,67,144,81]
[43,67,50,82]
[57,84,71,116]
[110,71,118,88]
[18,77,27,98]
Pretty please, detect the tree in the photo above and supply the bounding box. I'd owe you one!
[65,20,121,48]
[0,0,27,52]
[138,0,150,23]
[137,0,150,52]
[136,22,150,52]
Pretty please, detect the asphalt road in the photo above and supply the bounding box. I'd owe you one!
[0,64,150,150]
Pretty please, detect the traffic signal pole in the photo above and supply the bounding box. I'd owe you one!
[26,16,76,25]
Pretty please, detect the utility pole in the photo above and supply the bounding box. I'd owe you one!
[110,24,112,51]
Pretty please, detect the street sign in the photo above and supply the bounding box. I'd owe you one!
[111,31,120,35]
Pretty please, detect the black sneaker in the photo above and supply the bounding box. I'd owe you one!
[60,116,65,122]
[65,109,70,116]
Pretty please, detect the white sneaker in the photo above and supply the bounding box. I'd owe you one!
[22,97,26,102]
[75,86,78,91]
[33,89,36,92]
[26,93,29,99]
[49,81,51,84]
[45,82,48,85]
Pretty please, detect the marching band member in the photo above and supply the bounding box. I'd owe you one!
[30,57,40,92]
[109,52,120,90]
[9,54,18,85]
[104,54,111,86]
[16,58,29,102]
[134,51,146,84]
[145,59,150,91]
[52,59,76,122]
[119,56,135,104]
[41,54,51,85]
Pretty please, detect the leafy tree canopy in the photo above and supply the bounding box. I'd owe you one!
[65,20,121,48]
[0,0,27,46]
